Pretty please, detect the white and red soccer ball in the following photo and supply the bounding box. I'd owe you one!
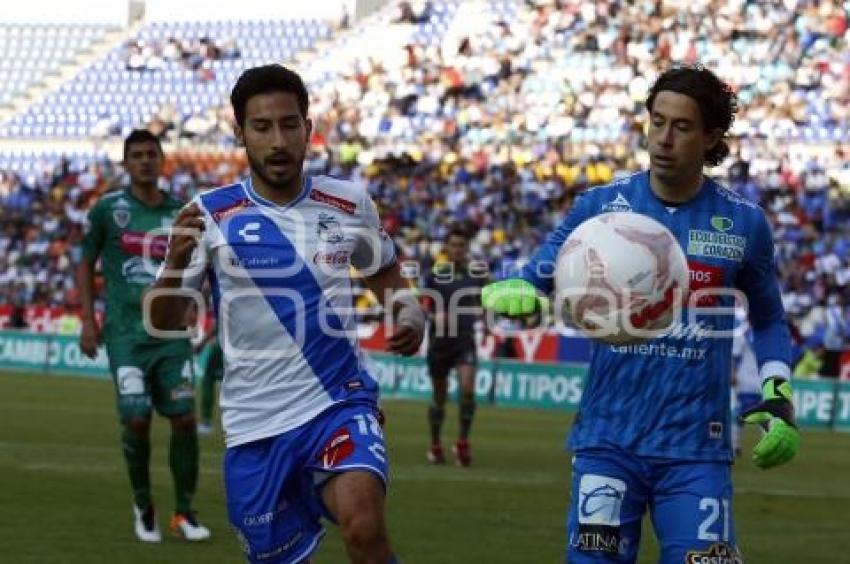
[554,212,689,345]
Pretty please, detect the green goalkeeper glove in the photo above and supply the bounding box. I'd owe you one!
[481,279,548,317]
[741,377,800,469]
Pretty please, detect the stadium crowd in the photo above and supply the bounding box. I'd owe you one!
[1,0,848,371]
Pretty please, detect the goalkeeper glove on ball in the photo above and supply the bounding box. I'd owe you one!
[741,377,800,469]
[481,279,548,317]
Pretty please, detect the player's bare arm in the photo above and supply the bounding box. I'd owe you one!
[77,256,101,359]
[148,203,205,331]
[362,262,425,356]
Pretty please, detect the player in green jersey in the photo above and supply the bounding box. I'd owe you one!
[77,130,210,543]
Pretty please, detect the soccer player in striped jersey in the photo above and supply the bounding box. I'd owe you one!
[149,65,423,564]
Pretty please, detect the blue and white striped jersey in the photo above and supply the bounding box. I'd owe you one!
[175,175,395,447]
[519,171,791,461]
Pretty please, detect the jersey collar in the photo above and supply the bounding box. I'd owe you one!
[243,175,313,212]
[638,170,713,211]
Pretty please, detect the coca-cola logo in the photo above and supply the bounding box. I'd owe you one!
[313,250,350,268]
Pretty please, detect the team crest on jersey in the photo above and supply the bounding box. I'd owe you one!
[685,543,742,564]
[113,209,131,228]
[316,213,346,244]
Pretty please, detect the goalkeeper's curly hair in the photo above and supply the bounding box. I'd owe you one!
[646,65,738,167]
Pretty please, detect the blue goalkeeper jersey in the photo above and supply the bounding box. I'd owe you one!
[519,171,791,462]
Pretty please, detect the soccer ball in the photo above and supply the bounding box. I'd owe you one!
[554,212,689,345]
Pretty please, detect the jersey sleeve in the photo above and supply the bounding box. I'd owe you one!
[518,192,593,295]
[80,200,106,261]
[350,192,396,274]
[735,210,792,381]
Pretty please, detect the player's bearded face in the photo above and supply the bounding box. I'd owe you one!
[647,91,719,186]
[239,92,311,191]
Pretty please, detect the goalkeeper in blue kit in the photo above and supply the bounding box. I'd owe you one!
[482,66,799,562]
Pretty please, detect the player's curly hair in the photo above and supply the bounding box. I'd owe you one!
[230,64,309,127]
[646,65,738,167]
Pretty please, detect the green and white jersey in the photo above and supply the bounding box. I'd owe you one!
[81,188,185,343]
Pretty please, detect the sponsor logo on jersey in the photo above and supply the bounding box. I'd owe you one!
[310,189,357,214]
[578,475,626,525]
[318,427,355,468]
[113,209,131,228]
[238,222,261,242]
[687,230,746,262]
[242,502,287,527]
[255,532,303,560]
[685,542,742,564]
[229,256,284,269]
[116,366,144,395]
[570,524,625,555]
[120,231,168,259]
[601,192,632,212]
[313,250,351,268]
[211,198,254,222]
[121,256,157,284]
[710,216,734,232]
[688,260,724,307]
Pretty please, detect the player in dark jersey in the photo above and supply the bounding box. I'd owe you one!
[482,66,799,562]
[421,226,487,467]
[78,130,210,543]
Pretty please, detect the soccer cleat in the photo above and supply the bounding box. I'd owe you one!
[453,439,472,468]
[197,421,213,436]
[170,512,211,541]
[133,504,162,543]
[426,444,446,464]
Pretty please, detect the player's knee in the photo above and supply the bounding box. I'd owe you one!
[170,413,196,433]
[123,418,151,436]
[338,510,387,553]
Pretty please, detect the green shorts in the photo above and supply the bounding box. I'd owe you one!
[203,341,224,382]
[106,338,195,422]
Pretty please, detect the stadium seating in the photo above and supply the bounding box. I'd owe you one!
[0,23,114,108]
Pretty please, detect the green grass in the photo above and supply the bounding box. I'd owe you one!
[1,372,849,563]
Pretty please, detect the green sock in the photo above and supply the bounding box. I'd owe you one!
[121,426,152,510]
[170,427,199,514]
[459,398,476,441]
[200,370,215,422]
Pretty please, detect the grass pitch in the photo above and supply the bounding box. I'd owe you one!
[1,371,848,563]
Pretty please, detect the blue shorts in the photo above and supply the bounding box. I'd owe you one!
[224,402,388,564]
[566,449,740,563]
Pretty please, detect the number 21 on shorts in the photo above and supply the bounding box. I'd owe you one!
[697,497,730,542]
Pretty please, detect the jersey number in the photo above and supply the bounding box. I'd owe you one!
[353,413,383,438]
[697,497,730,542]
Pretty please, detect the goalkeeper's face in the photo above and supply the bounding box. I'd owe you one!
[236,91,312,192]
[647,91,721,188]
